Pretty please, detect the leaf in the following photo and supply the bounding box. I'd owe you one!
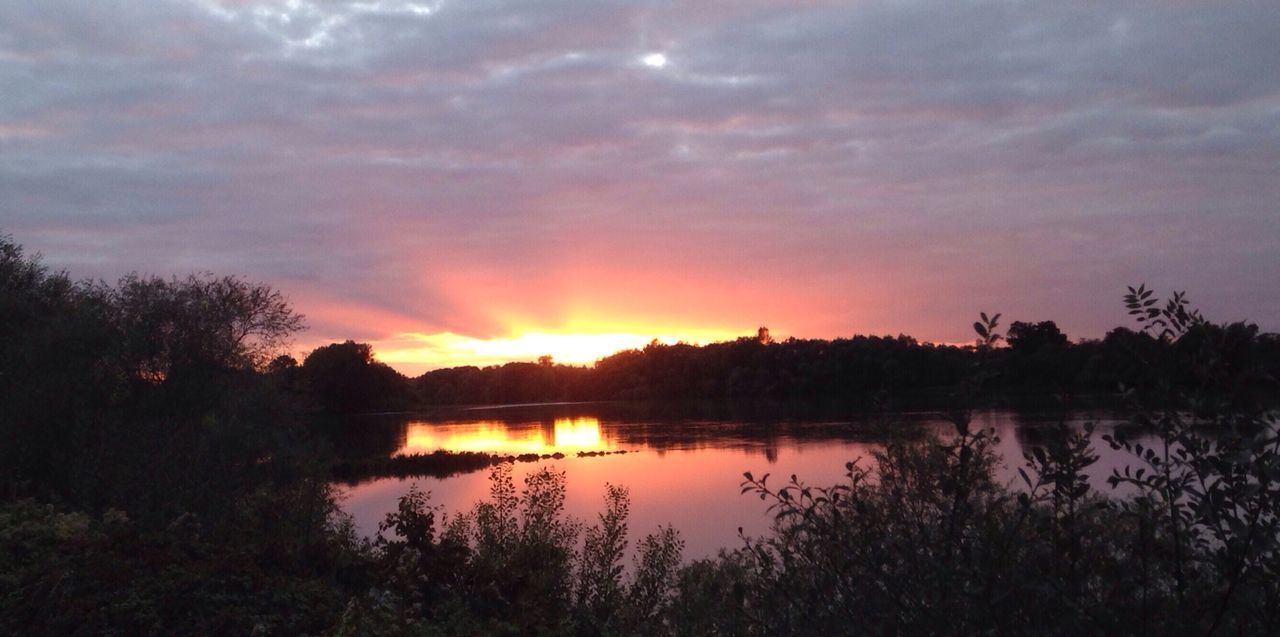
[1032,447,1048,465]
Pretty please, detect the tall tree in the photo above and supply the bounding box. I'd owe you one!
[1007,320,1069,354]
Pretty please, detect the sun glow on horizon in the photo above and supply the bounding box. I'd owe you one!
[374,325,748,373]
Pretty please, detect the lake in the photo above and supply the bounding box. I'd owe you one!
[329,401,1158,560]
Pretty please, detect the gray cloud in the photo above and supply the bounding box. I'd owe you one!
[2,0,1277,357]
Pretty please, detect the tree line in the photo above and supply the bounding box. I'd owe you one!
[294,319,1280,413]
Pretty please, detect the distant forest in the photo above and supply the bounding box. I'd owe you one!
[284,320,1280,414]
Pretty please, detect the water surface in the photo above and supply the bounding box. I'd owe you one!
[332,402,1156,560]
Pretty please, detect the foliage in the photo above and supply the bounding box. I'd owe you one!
[704,287,1280,635]
[301,340,415,414]
[577,484,631,631]
[0,236,311,521]
[0,493,363,635]
[1103,287,1280,634]
[0,234,359,634]
[342,466,690,636]
[109,272,304,382]
[1007,319,1069,353]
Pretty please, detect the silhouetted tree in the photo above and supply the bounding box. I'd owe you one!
[1006,320,1069,354]
[268,353,299,373]
[303,340,413,413]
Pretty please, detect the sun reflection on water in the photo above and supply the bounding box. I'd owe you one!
[396,417,613,455]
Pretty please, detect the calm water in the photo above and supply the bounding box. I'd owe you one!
[331,402,1157,560]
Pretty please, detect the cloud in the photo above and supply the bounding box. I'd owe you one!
[2,0,1278,370]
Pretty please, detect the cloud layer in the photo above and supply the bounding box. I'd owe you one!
[3,0,1278,371]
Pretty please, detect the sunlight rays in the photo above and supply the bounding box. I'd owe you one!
[374,326,746,371]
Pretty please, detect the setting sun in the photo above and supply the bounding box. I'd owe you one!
[374,326,748,372]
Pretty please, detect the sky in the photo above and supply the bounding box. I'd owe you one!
[3,0,1278,375]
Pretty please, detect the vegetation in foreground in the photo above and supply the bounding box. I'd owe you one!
[3,232,1279,635]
